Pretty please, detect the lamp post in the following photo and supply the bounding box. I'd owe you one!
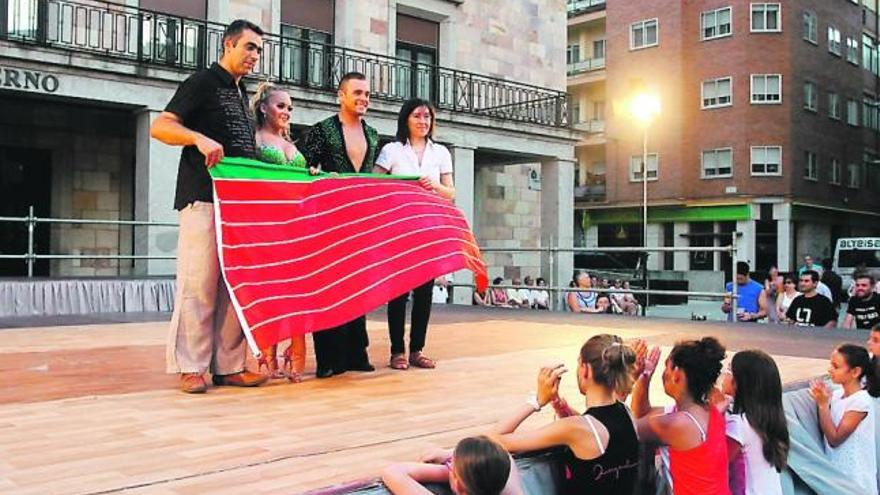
[629,93,660,312]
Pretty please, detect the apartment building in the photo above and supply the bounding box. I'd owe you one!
[570,0,880,287]
[0,0,577,299]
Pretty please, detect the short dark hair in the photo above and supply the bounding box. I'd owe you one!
[338,71,367,91]
[855,272,876,287]
[223,19,263,43]
[395,98,435,143]
[821,258,833,270]
[801,270,819,283]
[736,261,750,276]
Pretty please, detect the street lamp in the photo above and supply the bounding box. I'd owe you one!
[629,92,660,312]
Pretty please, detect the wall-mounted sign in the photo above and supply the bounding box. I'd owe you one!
[528,167,541,191]
[0,66,60,93]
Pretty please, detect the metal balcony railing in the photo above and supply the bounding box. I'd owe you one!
[567,0,606,17]
[567,57,605,76]
[573,120,605,133]
[574,183,606,202]
[1,0,570,128]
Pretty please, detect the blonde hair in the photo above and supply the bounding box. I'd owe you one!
[251,81,291,139]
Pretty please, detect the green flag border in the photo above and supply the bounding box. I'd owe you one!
[208,157,419,182]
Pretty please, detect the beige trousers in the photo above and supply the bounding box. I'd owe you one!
[166,201,246,375]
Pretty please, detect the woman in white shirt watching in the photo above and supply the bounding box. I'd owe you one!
[375,98,455,371]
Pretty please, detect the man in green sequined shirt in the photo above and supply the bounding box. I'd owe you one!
[300,72,378,378]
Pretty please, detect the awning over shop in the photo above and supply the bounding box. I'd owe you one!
[582,203,751,228]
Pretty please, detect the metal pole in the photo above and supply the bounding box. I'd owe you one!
[26,205,35,278]
[549,237,557,311]
[642,124,650,313]
[730,231,738,317]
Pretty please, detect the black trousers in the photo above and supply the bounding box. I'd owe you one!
[387,280,433,355]
[312,315,370,372]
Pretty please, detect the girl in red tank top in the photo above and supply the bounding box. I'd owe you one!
[630,337,731,495]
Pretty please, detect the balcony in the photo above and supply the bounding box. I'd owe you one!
[574,183,606,202]
[567,0,606,17]
[567,57,605,76]
[1,0,570,128]
[573,120,604,133]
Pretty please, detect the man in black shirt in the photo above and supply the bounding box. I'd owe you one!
[150,20,267,393]
[786,270,837,328]
[844,273,880,329]
[820,258,844,310]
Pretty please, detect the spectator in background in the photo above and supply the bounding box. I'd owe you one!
[820,258,844,310]
[506,277,526,308]
[844,273,880,330]
[798,254,823,276]
[611,279,640,316]
[775,274,801,323]
[764,266,783,323]
[530,277,550,310]
[786,271,837,328]
[519,277,535,309]
[473,286,491,307]
[722,262,768,323]
[567,272,598,313]
[489,277,512,308]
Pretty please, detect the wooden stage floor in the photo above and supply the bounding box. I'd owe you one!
[0,307,862,494]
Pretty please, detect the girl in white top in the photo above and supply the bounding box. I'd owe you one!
[724,350,789,495]
[775,274,800,323]
[375,98,454,371]
[810,344,879,495]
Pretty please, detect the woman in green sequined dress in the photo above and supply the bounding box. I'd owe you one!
[250,82,307,382]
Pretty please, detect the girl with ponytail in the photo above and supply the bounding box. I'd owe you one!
[249,81,307,381]
[631,336,731,495]
[488,334,640,495]
[810,344,879,494]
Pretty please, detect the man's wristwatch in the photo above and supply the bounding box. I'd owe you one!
[526,394,542,412]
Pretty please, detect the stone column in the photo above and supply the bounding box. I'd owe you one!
[540,158,575,310]
[646,223,662,271]
[774,202,793,272]
[451,145,476,305]
[673,222,689,271]
[207,0,229,23]
[736,219,757,267]
[134,109,180,276]
[585,224,599,246]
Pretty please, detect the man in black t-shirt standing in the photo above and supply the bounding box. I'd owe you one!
[150,20,268,393]
[844,274,880,329]
[786,270,837,328]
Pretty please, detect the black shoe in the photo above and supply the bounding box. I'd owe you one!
[316,368,335,379]
[348,361,375,372]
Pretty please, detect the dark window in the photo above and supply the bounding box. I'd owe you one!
[281,0,334,87]
[140,0,207,19]
[395,14,438,101]
[689,222,715,271]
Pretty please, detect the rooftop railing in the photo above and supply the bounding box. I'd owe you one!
[1,0,570,128]
[567,0,606,17]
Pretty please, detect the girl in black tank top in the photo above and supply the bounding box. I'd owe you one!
[487,335,641,495]
[562,401,638,495]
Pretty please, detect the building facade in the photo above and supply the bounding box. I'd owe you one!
[570,0,880,287]
[0,0,578,299]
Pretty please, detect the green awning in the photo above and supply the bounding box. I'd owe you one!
[583,204,751,228]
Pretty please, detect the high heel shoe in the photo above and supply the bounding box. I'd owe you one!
[281,337,306,383]
[257,345,283,379]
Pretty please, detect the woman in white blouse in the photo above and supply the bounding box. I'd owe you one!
[375,98,455,371]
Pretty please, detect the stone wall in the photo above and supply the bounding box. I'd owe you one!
[0,97,135,276]
[225,0,566,91]
[475,164,543,282]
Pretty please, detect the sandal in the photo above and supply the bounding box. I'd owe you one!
[409,352,436,369]
[390,353,409,370]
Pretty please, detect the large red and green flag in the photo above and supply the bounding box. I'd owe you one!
[208,157,488,355]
